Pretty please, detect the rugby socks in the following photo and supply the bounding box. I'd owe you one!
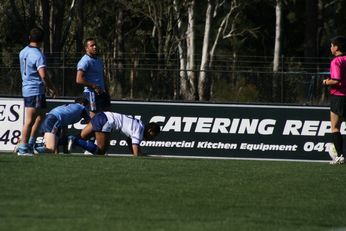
[17,143,30,152]
[58,137,68,146]
[35,145,47,153]
[28,136,36,146]
[332,132,343,157]
[74,138,98,154]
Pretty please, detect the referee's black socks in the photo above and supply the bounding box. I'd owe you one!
[332,132,343,157]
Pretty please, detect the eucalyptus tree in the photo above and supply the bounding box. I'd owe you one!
[273,0,281,73]
[198,0,260,101]
[172,0,260,101]
[0,0,78,95]
[272,0,282,102]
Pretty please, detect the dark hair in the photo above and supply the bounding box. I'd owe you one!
[29,27,44,43]
[331,36,346,53]
[144,122,161,140]
[74,97,89,105]
[148,122,160,134]
[84,37,95,47]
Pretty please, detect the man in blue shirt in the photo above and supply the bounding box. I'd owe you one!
[16,27,58,156]
[76,38,111,117]
[35,97,90,154]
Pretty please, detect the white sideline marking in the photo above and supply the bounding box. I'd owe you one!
[68,152,330,163]
[146,155,330,163]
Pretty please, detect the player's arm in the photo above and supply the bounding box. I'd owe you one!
[126,137,141,156]
[131,144,141,156]
[38,67,58,97]
[81,108,91,124]
[323,78,340,86]
[76,70,102,94]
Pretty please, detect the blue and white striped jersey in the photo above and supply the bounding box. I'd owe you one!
[103,112,144,145]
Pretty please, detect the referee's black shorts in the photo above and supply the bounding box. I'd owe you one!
[330,95,346,117]
[83,91,111,112]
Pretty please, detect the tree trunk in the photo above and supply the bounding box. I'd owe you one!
[50,0,66,53]
[186,0,197,100]
[110,7,125,98]
[272,0,282,102]
[75,0,84,53]
[304,0,318,70]
[198,0,213,101]
[60,0,76,53]
[40,0,50,53]
[173,0,188,100]
[273,0,281,72]
[130,51,139,99]
[28,0,36,28]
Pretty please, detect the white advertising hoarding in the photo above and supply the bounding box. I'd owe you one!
[0,98,24,152]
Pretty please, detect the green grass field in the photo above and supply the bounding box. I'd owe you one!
[0,153,345,231]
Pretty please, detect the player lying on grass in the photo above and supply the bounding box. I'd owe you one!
[34,97,90,154]
[67,111,160,156]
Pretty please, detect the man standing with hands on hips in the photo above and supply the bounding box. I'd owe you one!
[323,36,346,164]
[76,38,111,117]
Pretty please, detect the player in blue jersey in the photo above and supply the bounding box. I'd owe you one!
[76,38,111,117]
[34,97,90,154]
[68,111,160,156]
[16,27,58,156]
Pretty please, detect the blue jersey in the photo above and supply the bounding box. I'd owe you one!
[19,45,46,97]
[48,103,90,127]
[77,54,105,92]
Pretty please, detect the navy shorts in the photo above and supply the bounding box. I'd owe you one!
[83,91,111,112]
[24,94,47,109]
[91,112,110,132]
[41,114,61,136]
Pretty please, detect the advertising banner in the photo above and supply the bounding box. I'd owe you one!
[0,98,24,152]
[0,97,336,160]
[102,101,334,160]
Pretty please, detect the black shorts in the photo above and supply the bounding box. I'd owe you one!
[330,95,346,117]
[83,91,111,112]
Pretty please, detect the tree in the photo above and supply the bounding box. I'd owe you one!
[2,0,346,103]
[273,0,282,73]
[173,0,195,100]
[75,0,84,53]
[198,0,214,101]
[304,0,318,61]
[186,0,198,100]
[272,0,282,102]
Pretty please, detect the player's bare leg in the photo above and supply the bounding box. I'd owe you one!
[29,109,45,141]
[95,132,109,155]
[21,107,37,144]
[44,133,58,153]
[80,122,94,139]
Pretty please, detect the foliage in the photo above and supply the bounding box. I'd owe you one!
[0,0,345,103]
[213,77,260,103]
